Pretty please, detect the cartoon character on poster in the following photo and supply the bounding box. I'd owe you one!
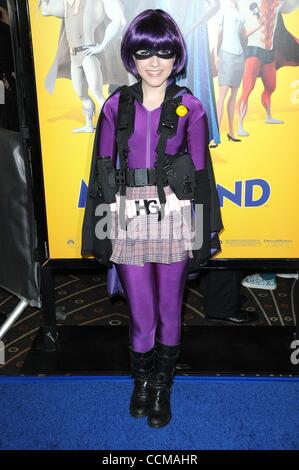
[39,0,130,132]
[236,0,299,137]
[210,1,262,144]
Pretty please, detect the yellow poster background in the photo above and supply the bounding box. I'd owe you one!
[28,1,299,259]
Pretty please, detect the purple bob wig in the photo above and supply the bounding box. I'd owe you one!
[121,9,187,79]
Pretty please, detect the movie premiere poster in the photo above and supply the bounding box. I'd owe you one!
[28,0,299,259]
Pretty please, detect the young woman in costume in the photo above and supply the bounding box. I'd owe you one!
[82,9,222,428]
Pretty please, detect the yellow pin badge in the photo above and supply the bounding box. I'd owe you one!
[176,104,189,117]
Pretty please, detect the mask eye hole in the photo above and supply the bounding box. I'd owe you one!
[135,49,151,56]
[158,49,172,56]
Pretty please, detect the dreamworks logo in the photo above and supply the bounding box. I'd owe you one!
[0,340,4,365]
[290,340,299,365]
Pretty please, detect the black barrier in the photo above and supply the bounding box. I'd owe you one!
[0,128,40,305]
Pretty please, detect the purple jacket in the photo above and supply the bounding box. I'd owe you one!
[97,84,207,171]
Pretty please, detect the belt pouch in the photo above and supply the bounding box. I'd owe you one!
[163,153,195,200]
[96,156,118,203]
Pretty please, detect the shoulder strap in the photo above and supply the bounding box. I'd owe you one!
[116,86,135,197]
[155,84,192,204]
[155,95,182,204]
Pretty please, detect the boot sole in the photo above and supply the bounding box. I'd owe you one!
[130,412,149,418]
[147,413,171,428]
[130,408,150,418]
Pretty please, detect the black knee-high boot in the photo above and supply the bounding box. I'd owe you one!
[147,341,180,428]
[129,346,155,418]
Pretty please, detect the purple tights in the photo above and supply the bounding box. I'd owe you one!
[115,259,190,353]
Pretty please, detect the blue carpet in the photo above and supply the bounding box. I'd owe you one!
[0,377,298,450]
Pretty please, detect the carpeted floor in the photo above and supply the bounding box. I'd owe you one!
[0,376,298,450]
[0,271,297,374]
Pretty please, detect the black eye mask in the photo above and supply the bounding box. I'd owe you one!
[133,48,176,60]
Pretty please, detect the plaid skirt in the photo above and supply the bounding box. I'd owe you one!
[109,185,195,266]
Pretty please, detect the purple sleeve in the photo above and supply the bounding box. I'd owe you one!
[187,99,208,171]
[97,92,120,167]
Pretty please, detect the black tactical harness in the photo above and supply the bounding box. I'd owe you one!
[115,81,194,205]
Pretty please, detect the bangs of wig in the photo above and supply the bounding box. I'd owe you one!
[121,9,187,78]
